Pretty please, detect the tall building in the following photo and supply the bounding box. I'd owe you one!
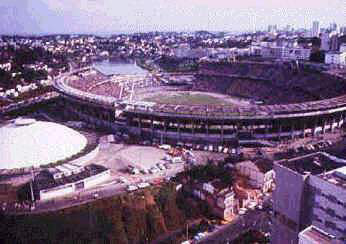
[284,25,292,32]
[340,27,346,35]
[320,33,330,51]
[329,22,338,33]
[330,34,339,51]
[312,21,320,37]
[271,152,346,244]
[268,24,278,33]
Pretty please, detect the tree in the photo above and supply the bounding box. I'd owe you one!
[310,50,325,63]
[146,205,167,240]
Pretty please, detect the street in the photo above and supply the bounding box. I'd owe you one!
[199,208,271,243]
[8,164,185,215]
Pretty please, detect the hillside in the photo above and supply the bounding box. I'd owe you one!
[0,183,192,244]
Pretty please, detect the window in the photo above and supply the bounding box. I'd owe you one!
[325,221,337,229]
[312,214,322,222]
[326,194,338,203]
[326,208,336,217]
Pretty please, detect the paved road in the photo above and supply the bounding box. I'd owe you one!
[199,208,271,244]
[198,196,272,243]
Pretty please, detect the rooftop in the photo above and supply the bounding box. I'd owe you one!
[0,118,87,169]
[277,152,344,176]
[299,225,336,244]
[319,166,346,189]
[34,164,109,192]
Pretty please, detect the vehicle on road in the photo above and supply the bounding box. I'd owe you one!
[172,157,183,164]
[140,168,149,174]
[193,232,206,241]
[239,208,247,215]
[119,176,129,184]
[127,185,138,192]
[149,167,160,174]
[159,144,171,150]
[157,163,166,170]
[138,182,150,189]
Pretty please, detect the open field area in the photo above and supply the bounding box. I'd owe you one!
[95,144,167,171]
[142,91,247,106]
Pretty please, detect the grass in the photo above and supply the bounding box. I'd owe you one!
[144,92,234,106]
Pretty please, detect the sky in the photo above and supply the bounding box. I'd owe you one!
[0,0,345,35]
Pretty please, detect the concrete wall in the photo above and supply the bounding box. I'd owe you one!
[39,170,110,201]
[272,163,310,244]
[83,170,111,189]
[40,184,74,201]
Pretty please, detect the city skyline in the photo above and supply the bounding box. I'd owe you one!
[0,0,345,35]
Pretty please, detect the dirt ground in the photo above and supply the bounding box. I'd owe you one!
[94,143,168,172]
[94,142,227,173]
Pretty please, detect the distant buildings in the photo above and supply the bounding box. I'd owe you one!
[252,42,311,60]
[340,27,346,35]
[268,25,278,34]
[329,23,338,33]
[272,152,346,244]
[312,21,320,37]
[172,44,209,59]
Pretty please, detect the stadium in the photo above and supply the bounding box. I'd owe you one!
[54,61,346,146]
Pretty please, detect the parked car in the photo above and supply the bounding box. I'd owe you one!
[127,185,138,192]
[140,168,149,174]
[119,176,128,184]
[164,163,172,169]
[163,154,172,161]
[138,182,150,189]
[149,167,160,174]
[159,144,171,150]
[172,157,183,164]
[157,163,166,170]
[131,168,140,175]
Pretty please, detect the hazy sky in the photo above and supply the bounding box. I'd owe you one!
[0,0,345,35]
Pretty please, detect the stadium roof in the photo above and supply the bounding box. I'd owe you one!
[0,118,87,169]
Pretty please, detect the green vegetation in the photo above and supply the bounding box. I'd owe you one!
[183,161,234,185]
[144,92,234,106]
[0,184,191,244]
[156,56,198,72]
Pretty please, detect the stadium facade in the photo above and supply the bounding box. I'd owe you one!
[54,61,346,146]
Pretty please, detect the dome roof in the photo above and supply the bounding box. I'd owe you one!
[0,119,87,169]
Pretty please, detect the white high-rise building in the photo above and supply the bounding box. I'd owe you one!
[312,21,320,37]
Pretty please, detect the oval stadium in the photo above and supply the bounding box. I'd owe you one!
[54,61,346,146]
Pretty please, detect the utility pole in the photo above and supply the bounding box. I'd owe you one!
[186,223,189,241]
[30,167,35,210]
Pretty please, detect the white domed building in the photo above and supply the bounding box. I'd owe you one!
[0,118,87,169]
